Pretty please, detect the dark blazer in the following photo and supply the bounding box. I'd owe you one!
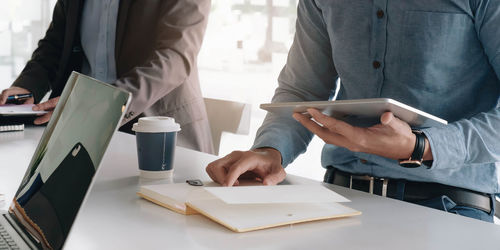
[12,0,214,154]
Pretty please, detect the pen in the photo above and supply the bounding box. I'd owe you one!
[6,93,33,101]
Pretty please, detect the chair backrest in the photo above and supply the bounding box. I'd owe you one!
[204,98,251,155]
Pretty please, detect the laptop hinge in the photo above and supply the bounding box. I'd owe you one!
[3,213,41,249]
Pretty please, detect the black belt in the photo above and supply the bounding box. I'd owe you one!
[324,166,493,214]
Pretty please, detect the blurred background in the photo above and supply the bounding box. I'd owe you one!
[0,0,325,181]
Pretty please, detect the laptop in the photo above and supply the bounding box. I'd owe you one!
[0,72,131,250]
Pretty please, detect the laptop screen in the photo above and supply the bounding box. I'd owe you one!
[8,72,130,250]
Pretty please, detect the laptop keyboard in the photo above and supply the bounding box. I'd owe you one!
[0,224,19,250]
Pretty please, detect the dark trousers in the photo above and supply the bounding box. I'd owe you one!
[324,166,498,222]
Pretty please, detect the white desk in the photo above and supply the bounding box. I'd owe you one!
[1,128,500,249]
[0,128,43,210]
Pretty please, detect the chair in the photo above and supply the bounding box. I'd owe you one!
[204,98,251,155]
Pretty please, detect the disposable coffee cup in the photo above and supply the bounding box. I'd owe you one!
[132,117,181,179]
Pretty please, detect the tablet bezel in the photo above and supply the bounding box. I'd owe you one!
[260,98,447,128]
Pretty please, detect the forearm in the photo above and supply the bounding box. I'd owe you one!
[252,0,339,166]
[253,113,314,167]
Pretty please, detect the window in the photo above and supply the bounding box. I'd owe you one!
[0,0,56,90]
[200,1,324,181]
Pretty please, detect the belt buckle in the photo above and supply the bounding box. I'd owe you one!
[349,175,389,197]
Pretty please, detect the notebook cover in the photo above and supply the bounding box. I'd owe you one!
[138,184,361,233]
[185,189,361,233]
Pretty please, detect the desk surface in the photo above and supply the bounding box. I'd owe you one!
[1,128,500,249]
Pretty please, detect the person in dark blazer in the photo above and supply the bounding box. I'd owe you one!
[0,0,214,154]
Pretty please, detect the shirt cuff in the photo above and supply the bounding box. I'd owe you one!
[421,124,466,170]
[252,125,311,168]
[252,134,293,167]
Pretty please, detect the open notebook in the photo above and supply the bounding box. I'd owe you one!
[137,183,361,233]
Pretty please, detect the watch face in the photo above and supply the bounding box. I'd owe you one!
[399,160,422,168]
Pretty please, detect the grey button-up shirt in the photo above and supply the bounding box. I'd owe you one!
[81,0,120,83]
[253,0,500,194]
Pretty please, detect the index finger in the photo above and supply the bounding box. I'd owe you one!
[0,90,7,104]
[294,111,350,146]
[307,108,356,136]
[293,111,330,137]
[0,88,30,105]
[224,157,255,187]
[0,89,14,105]
[206,152,241,184]
[33,97,59,111]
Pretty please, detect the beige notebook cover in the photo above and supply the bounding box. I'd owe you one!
[137,183,201,215]
[137,183,361,232]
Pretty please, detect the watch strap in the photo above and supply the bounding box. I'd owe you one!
[411,131,425,162]
[399,130,426,168]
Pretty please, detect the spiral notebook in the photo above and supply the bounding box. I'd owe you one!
[0,124,24,132]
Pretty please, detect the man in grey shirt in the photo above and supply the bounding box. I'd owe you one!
[207,0,500,222]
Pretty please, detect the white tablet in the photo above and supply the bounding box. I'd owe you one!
[260,98,447,128]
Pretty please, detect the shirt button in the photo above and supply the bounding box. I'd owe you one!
[373,61,381,69]
[376,10,384,19]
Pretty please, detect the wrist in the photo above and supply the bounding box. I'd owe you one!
[399,130,427,168]
[422,138,433,161]
[403,133,417,160]
[254,147,283,164]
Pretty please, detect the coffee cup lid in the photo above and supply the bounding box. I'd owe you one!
[132,116,181,133]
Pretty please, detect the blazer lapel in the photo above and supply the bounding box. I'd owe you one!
[115,0,133,65]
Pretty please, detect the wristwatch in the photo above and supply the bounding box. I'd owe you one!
[399,130,426,168]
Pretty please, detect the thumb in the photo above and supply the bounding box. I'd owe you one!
[380,112,411,132]
[380,112,395,125]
